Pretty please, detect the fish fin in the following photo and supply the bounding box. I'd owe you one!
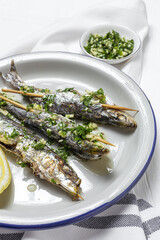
[10,60,17,73]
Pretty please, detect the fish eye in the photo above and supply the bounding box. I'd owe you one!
[119,115,126,121]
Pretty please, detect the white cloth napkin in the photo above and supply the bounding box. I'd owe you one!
[0,0,159,240]
[31,0,148,85]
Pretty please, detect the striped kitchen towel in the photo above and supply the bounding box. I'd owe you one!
[21,192,160,240]
[1,192,159,240]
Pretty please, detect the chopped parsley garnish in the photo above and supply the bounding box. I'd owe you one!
[56,120,95,143]
[58,122,68,130]
[92,88,106,103]
[63,87,77,94]
[20,85,35,93]
[99,132,104,139]
[51,179,57,184]
[46,128,52,136]
[32,139,46,150]
[43,94,56,111]
[56,87,77,94]
[32,103,43,111]
[4,129,20,139]
[7,113,13,119]
[44,117,57,126]
[10,129,20,138]
[68,125,93,142]
[58,130,67,138]
[40,88,51,94]
[63,87,74,92]
[0,99,7,107]
[55,147,70,162]
[88,122,98,130]
[80,88,106,106]
[57,122,68,138]
[65,114,74,119]
[16,161,28,168]
[21,120,25,126]
[23,146,29,151]
[26,104,33,112]
[4,132,8,140]
[82,95,93,106]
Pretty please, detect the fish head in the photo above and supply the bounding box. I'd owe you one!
[102,109,137,128]
[47,153,81,199]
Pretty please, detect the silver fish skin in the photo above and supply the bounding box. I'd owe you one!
[0,112,81,199]
[1,60,137,128]
[3,104,108,160]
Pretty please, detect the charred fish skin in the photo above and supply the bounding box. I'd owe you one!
[42,92,137,128]
[3,104,108,160]
[1,60,137,128]
[0,112,81,199]
[30,92,137,129]
[27,91,137,129]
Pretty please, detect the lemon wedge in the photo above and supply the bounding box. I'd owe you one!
[0,147,11,194]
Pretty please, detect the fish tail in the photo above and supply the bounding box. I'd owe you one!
[0,60,25,89]
[10,59,18,74]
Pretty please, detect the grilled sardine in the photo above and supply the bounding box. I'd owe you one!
[0,111,81,199]
[2,103,108,160]
[0,60,137,128]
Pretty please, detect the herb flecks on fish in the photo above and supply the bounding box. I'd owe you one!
[20,85,35,93]
[1,60,137,129]
[32,139,46,150]
[2,101,107,160]
[0,112,82,199]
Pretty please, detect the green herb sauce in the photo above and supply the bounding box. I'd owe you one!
[84,30,134,60]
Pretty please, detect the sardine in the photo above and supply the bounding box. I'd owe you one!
[0,111,82,199]
[0,60,137,128]
[2,103,108,160]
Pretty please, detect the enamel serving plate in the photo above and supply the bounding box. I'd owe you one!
[0,52,156,230]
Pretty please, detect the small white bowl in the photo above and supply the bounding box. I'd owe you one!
[80,24,141,65]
